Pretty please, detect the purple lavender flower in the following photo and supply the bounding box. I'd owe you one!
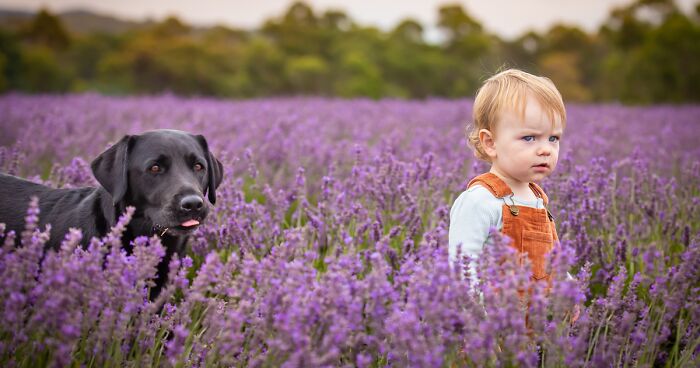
[1,96,699,366]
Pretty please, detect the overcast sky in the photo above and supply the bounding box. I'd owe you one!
[0,0,697,39]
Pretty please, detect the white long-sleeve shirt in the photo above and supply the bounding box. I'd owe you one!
[448,184,544,286]
[449,184,573,290]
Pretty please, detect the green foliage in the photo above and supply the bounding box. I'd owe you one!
[96,24,242,95]
[0,30,22,92]
[0,53,7,91]
[234,37,286,96]
[69,33,119,86]
[621,13,700,102]
[22,8,70,50]
[334,51,384,98]
[285,55,329,94]
[539,52,592,102]
[0,0,699,103]
[17,45,72,92]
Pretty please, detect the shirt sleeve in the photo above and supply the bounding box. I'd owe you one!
[448,185,500,292]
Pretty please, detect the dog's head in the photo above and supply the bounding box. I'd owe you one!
[91,129,224,236]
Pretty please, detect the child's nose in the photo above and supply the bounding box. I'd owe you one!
[537,145,552,156]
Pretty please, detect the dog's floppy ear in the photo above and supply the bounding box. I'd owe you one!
[196,135,224,205]
[91,135,133,205]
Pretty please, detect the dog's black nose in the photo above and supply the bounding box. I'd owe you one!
[180,195,204,212]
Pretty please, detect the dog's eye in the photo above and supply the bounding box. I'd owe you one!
[149,164,162,173]
[194,163,204,172]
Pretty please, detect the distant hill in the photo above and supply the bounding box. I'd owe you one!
[0,8,155,34]
[56,9,155,34]
[0,9,33,31]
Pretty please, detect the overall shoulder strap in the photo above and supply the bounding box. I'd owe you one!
[467,172,514,198]
[528,182,549,206]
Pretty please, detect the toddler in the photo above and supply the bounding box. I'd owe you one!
[449,69,576,303]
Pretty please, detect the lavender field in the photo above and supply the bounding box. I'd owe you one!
[0,94,699,367]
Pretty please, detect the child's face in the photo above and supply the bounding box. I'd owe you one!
[480,95,564,184]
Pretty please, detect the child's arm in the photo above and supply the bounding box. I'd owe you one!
[448,186,500,292]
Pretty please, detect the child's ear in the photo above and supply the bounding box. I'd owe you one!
[479,129,497,159]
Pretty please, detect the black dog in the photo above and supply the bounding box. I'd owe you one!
[0,129,223,298]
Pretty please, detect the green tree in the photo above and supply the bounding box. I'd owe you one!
[319,10,352,31]
[326,25,387,97]
[232,37,287,96]
[498,31,542,70]
[18,45,72,92]
[539,52,591,102]
[438,4,482,42]
[0,0,697,102]
[599,0,677,50]
[285,55,329,94]
[623,13,700,102]
[22,8,70,51]
[391,19,424,44]
[202,25,248,45]
[0,30,23,92]
[537,25,595,101]
[437,4,490,59]
[151,16,191,38]
[597,0,698,103]
[69,33,120,90]
[262,1,323,56]
[333,51,384,98]
[436,4,493,96]
[383,19,449,98]
[96,16,242,95]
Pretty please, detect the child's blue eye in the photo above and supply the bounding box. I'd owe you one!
[522,136,535,142]
[549,136,560,142]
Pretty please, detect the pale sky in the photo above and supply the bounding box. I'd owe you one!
[0,0,697,39]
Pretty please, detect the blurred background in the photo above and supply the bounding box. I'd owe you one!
[0,0,698,103]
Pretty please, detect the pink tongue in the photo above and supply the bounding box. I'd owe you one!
[181,219,200,227]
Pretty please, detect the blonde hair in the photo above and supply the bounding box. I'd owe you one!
[468,69,566,162]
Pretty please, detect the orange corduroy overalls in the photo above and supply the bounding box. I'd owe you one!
[467,172,559,303]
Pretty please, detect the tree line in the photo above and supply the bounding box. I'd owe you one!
[0,0,698,103]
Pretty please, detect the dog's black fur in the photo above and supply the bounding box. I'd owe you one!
[0,129,223,298]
